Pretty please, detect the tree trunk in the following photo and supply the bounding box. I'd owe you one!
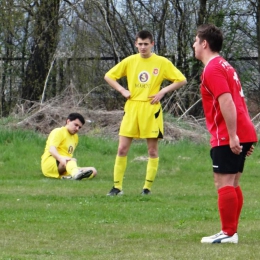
[21,0,60,102]
[256,0,260,81]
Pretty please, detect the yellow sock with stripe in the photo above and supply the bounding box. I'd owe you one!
[113,155,127,190]
[66,160,79,176]
[143,157,159,191]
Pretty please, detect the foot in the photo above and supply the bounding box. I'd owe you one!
[201,231,238,244]
[61,175,73,180]
[107,187,123,196]
[141,188,151,195]
[72,169,93,180]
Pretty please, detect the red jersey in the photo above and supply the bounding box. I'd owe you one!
[200,56,257,147]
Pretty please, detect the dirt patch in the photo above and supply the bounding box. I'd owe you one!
[11,84,208,143]
[9,84,260,144]
[14,106,207,143]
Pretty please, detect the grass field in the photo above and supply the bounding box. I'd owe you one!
[0,128,260,260]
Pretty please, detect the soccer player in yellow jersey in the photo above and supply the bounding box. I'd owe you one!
[104,30,187,195]
[41,113,97,180]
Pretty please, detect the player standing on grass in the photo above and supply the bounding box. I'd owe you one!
[193,24,258,243]
[41,113,97,180]
[104,30,187,196]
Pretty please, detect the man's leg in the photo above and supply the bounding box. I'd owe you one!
[41,156,61,179]
[142,138,159,193]
[234,172,243,232]
[76,167,97,179]
[113,156,127,190]
[107,136,132,195]
[201,144,253,243]
[64,158,78,176]
[201,173,238,243]
[65,159,97,180]
[214,173,238,236]
[233,143,255,232]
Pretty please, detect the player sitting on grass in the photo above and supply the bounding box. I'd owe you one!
[41,112,97,180]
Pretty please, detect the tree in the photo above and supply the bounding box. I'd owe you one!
[21,0,61,102]
[0,0,259,116]
[0,0,27,116]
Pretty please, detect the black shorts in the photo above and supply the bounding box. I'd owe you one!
[210,142,254,174]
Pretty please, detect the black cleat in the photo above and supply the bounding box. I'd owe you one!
[107,187,123,196]
[141,188,151,195]
[73,170,93,180]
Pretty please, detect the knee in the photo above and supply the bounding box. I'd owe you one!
[92,167,98,176]
[58,165,66,174]
[148,148,158,158]
[117,146,128,156]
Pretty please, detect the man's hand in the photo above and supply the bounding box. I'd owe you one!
[49,146,72,167]
[246,145,254,157]
[148,91,165,104]
[104,75,131,99]
[120,88,131,99]
[59,157,71,167]
[229,135,242,155]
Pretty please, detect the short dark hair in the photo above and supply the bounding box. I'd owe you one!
[67,113,85,125]
[135,30,154,42]
[196,24,223,52]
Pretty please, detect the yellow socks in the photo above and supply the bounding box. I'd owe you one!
[143,157,159,191]
[66,160,79,176]
[113,156,158,191]
[113,156,127,190]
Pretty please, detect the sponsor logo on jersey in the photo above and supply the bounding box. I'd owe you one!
[153,68,159,75]
[135,71,151,88]
[138,71,150,83]
[68,145,74,154]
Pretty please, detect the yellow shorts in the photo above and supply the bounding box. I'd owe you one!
[119,100,163,139]
[41,156,69,179]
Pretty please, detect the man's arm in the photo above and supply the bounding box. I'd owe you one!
[149,80,187,104]
[218,93,242,154]
[49,146,71,167]
[104,75,131,99]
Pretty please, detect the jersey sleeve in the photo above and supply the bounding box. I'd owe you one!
[163,59,186,82]
[105,57,129,80]
[48,128,64,147]
[204,65,230,99]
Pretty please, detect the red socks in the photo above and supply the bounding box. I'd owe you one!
[218,186,238,236]
[235,186,244,232]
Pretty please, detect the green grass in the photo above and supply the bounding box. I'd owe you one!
[0,128,260,259]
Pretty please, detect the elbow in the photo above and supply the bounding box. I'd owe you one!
[104,75,112,84]
[178,79,187,88]
[49,146,56,155]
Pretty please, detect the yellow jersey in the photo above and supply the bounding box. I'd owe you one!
[41,126,78,161]
[105,53,186,101]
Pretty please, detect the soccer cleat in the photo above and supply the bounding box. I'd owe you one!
[72,169,93,180]
[107,187,123,196]
[201,231,238,244]
[141,188,151,195]
[61,175,73,180]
